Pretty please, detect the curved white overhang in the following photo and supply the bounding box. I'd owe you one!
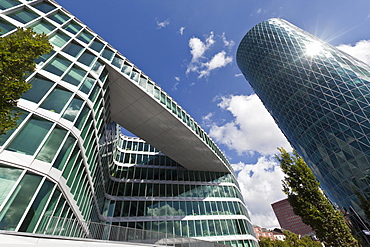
[108,66,230,173]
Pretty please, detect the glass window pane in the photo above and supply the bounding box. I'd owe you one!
[35,50,55,66]
[62,97,84,122]
[44,56,71,76]
[36,126,67,163]
[22,77,54,103]
[0,165,23,207]
[63,21,82,34]
[74,105,90,130]
[121,63,131,76]
[0,0,20,10]
[31,19,55,34]
[130,70,139,82]
[32,2,55,13]
[0,110,29,146]
[102,48,114,61]
[63,42,84,57]
[0,173,42,231]
[7,117,53,155]
[90,40,104,52]
[112,56,123,68]
[63,66,86,86]
[49,31,69,48]
[79,77,95,95]
[19,180,54,233]
[77,30,93,44]
[40,87,73,113]
[8,7,39,24]
[53,134,76,170]
[78,52,96,67]
[48,11,69,24]
[0,18,16,34]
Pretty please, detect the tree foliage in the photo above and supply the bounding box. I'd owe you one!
[259,230,321,247]
[276,148,358,247]
[0,28,52,136]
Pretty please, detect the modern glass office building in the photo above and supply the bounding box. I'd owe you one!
[0,0,257,246]
[237,18,370,234]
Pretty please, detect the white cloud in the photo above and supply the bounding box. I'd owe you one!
[221,32,235,49]
[175,76,180,81]
[186,32,234,78]
[202,112,213,121]
[256,8,262,14]
[235,73,243,77]
[172,82,179,91]
[179,27,185,35]
[337,40,370,66]
[198,51,232,78]
[156,19,170,29]
[235,157,286,228]
[188,32,215,65]
[209,94,291,156]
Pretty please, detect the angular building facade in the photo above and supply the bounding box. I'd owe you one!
[271,199,314,236]
[237,18,370,235]
[0,0,257,246]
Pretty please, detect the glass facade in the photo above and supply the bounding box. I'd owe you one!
[0,0,257,246]
[237,18,370,236]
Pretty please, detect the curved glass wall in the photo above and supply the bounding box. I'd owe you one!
[237,18,370,235]
[0,0,257,246]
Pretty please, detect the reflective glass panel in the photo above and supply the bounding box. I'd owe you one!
[0,173,42,231]
[63,21,82,34]
[36,126,67,163]
[49,31,69,48]
[0,165,23,207]
[0,110,28,146]
[0,0,20,10]
[77,30,93,44]
[90,40,104,52]
[32,2,55,13]
[63,66,86,86]
[31,19,55,34]
[8,7,39,24]
[0,18,16,34]
[52,134,76,170]
[44,56,71,76]
[40,87,72,113]
[19,180,54,232]
[48,11,69,24]
[79,77,95,95]
[78,52,96,67]
[21,77,54,103]
[7,117,53,155]
[62,97,84,121]
[63,42,84,57]
[102,48,114,61]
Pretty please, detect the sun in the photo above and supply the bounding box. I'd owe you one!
[305,41,323,57]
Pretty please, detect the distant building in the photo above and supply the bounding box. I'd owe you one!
[253,226,275,240]
[272,229,286,241]
[271,199,314,236]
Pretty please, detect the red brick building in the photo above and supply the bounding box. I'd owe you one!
[271,198,314,236]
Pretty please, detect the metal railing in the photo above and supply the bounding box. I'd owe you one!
[37,215,230,247]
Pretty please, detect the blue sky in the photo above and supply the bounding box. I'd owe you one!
[57,0,370,228]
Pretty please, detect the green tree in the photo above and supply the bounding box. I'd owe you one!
[0,27,52,136]
[259,230,321,247]
[276,148,358,247]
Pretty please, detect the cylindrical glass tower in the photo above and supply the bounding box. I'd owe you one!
[237,18,370,232]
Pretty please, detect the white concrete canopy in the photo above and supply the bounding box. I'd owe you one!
[108,66,229,173]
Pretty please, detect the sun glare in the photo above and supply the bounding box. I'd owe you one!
[305,41,323,57]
